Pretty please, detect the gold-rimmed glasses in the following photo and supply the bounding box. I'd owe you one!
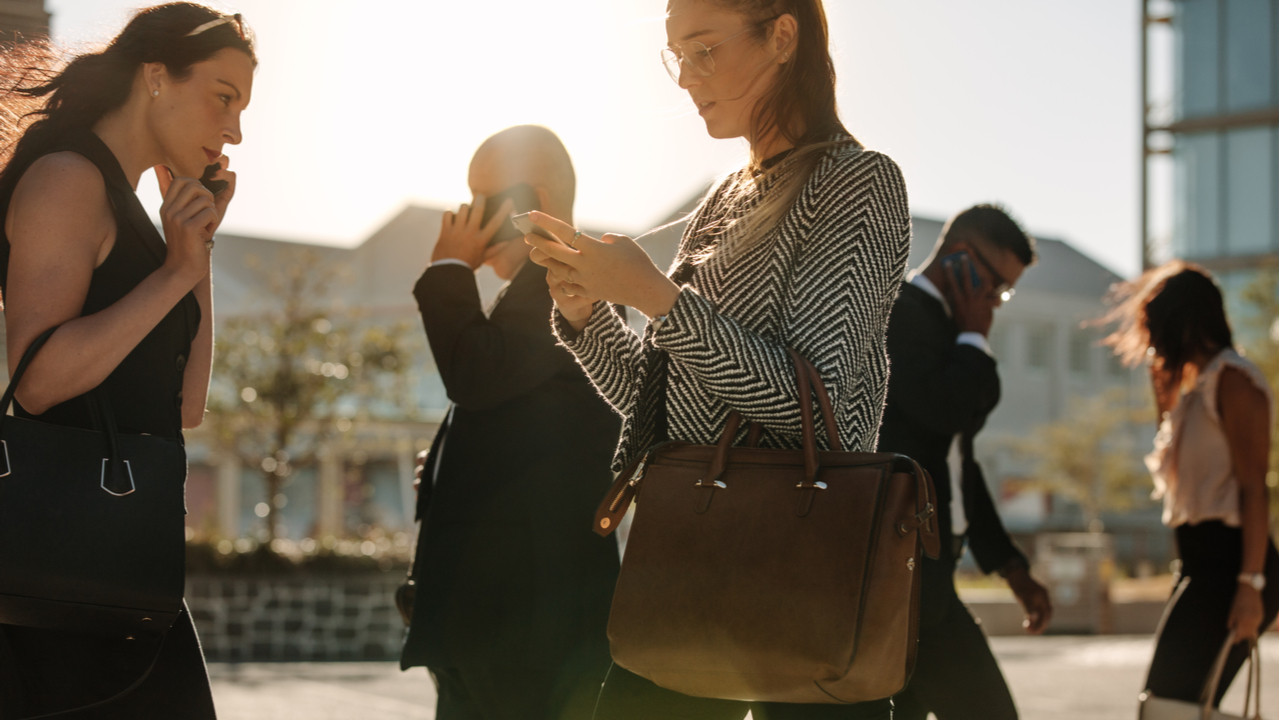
[966,244,1016,302]
[660,15,780,83]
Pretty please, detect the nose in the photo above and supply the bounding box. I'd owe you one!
[677,58,698,89]
[223,111,242,145]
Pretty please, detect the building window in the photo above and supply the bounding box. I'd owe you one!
[1173,131,1222,259]
[1027,323,1055,371]
[1225,0,1279,113]
[1069,330,1093,376]
[1225,127,1278,256]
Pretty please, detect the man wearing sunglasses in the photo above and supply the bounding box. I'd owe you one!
[877,204,1052,720]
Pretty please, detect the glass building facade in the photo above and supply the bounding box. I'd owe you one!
[1144,0,1278,333]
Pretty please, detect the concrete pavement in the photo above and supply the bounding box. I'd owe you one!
[208,634,1279,719]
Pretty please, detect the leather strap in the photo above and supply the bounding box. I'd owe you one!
[18,634,167,719]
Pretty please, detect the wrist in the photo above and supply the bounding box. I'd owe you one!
[639,280,681,320]
[1237,572,1267,591]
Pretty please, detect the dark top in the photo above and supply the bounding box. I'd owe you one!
[876,281,1025,574]
[0,130,199,439]
[402,259,621,672]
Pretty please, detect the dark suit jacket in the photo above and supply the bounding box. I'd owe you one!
[876,282,1026,612]
[401,260,621,671]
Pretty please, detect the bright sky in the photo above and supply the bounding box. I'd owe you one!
[47,0,1142,276]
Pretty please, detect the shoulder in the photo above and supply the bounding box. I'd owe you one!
[8,151,111,229]
[813,145,906,192]
[1215,355,1272,412]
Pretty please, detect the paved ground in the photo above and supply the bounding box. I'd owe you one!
[209,634,1278,720]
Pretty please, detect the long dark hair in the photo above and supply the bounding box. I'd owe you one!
[1101,260,1235,406]
[0,3,255,191]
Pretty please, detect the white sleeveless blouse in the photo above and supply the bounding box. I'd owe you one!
[1145,348,1274,528]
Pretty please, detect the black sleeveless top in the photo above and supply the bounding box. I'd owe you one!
[0,130,200,440]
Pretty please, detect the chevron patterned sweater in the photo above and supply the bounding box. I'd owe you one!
[557,141,912,471]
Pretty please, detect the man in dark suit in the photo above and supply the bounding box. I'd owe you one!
[401,125,621,720]
[878,205,1054,720]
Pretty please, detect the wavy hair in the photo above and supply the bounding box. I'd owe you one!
[1100,260,1235,409]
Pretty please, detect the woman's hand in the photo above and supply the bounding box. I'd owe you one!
[155,164,224,287]
[523,211,680,322]
[1227,583,1264,643]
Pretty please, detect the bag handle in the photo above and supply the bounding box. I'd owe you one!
[0,325,134,496]
[1196,637,1261,719]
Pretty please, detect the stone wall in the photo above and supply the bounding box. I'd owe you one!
[186,573,406,662]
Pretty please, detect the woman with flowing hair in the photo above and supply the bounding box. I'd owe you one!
[525,1,910,717]
[1102,260,1278,712]
[0,4,254,716]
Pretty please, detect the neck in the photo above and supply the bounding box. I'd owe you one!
[91,99,157,190]
[748,125,797,165]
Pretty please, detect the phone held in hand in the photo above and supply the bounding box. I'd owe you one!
[511,212,564,245]
[481,183,541,247]
[941,251,981,290]
[198,162,228,195]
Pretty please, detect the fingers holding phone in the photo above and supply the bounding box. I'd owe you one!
[942,252,995,336]
[432,195,515,268]
[158,175,218,286]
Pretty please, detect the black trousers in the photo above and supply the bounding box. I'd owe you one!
[891,555,1017,720]
[592,664,892,720]
[0,605,215,719]
[1144,521,1279,705]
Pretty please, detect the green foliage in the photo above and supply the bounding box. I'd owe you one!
[207,247,416,541]
[1014,387,1154,530]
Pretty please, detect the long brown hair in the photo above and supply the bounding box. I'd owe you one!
[1100,260,1235,410]
[688,0,857,262]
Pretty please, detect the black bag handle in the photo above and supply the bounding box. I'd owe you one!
[0,325,134,495]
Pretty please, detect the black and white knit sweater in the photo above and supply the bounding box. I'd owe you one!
[557,140,911,471]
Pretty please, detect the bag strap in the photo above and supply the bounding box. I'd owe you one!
[1197,637,1259,718]
[18,634,167,719]
[0,325,133,494]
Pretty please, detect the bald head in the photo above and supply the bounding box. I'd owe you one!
[468,125,576,222]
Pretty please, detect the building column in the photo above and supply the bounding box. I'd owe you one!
[217,457,240,538]
[316,446,344,538]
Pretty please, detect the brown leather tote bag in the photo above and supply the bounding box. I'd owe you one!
[594,350,941,704]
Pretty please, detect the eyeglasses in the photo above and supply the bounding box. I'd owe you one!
[966,244,1016,302]
[660,16,780,84]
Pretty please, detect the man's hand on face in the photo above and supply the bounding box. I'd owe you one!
[943,254,997,337]
[431,195,515,269]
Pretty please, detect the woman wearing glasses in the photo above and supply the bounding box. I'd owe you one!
[526,1,909,718]
[0,4,253,716]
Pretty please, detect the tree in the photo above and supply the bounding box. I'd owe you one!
[207,248,413,542]
[1014,388,1153,532]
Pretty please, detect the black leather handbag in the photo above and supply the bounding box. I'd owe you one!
[0,326,187,639]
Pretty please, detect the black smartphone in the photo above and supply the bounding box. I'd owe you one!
[481,183,541,246]
[199,162,228,195]
[941,251,981,290]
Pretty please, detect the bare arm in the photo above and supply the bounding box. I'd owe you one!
[4,153,215,414]
[1218,365,1272,641]
[181,273,213,428]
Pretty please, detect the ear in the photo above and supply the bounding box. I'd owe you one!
[141,61,168,96]
[770,13,799,61]
[533,185,551,213]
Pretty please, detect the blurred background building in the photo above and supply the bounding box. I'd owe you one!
[0,0,49,45]
[1142,0,1278,335]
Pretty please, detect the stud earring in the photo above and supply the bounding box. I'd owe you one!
[151,89,159,97]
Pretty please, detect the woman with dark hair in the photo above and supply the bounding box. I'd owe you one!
[0,3,254,716]
[1102,260,1278,712]
[525,1,910,717]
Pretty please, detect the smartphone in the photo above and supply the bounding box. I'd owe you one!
[480,183,541,246]
[199,162,228,195]
[511,212,564,245]
[941,251,981,290]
